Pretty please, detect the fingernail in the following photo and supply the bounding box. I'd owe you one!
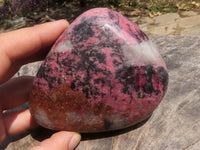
[69,133,81,150]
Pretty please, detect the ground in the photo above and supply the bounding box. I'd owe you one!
[0,0,200,32]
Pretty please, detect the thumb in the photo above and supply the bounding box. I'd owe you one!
[30,131,81,150]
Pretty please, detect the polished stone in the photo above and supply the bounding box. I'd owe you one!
[29,8,168,132]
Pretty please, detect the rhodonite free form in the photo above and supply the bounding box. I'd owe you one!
[29,8,168,132]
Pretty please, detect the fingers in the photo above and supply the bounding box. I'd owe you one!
[0,76,34,110]
[4,109,36,134]
[0,109,37,143]
[1,109,81,149]
[0,113,6,143]
[30,131,81,150]
[0,20,69,84]
[0,76,35,143]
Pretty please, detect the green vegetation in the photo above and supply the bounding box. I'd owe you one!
[147,1,178,13]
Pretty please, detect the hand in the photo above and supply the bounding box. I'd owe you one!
[0,20,81,150]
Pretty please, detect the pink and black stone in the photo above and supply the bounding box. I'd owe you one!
[29,8,168,132]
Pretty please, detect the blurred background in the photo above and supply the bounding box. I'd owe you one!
[0,0,200,32]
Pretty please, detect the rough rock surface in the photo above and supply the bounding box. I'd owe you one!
[1,35,200,150]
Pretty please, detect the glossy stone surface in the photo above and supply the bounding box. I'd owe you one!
[29,8,168,132]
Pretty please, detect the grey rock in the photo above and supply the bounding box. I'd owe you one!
[1,36,200,150]
[177,15,200,28]
[154,13,180,25]
[137,13,180,36]
[181,25,200,36]
[14,61,42,78]
[136,12,200,36]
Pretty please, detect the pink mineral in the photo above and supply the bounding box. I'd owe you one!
[29,8,168,132]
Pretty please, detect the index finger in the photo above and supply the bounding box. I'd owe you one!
[0,20,69,84]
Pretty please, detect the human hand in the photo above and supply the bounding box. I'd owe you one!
[0,20,81,150]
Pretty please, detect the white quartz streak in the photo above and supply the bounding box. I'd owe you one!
[55,40,74,52]
[48,40,73,56]
[122,40,163,66]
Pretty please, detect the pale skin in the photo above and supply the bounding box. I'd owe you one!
[0,20,81,150]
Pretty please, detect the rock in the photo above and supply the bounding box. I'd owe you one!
[2,36,199,150]
[137,17,154,25]
[179,11,199,17]
[154,13,180,26]
[149,23,177,36]
[177,15,200,28]
[181,25,200,36]
[29,8,168,132]
[142,13,180,36]
[14,62,42,77]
